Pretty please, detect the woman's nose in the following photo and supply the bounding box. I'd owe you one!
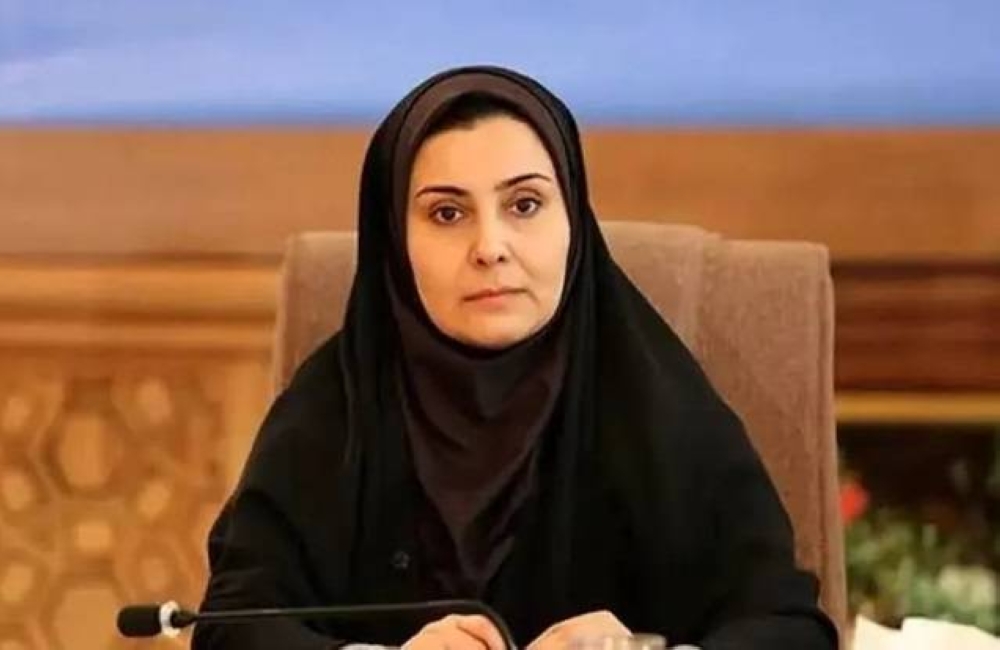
[471,216,509,266]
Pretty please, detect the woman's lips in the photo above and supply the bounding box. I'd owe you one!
[464,287,524,302]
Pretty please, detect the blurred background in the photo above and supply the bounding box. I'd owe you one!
[0,1,998,648]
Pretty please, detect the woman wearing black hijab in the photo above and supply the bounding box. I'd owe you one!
[193,66,838,650]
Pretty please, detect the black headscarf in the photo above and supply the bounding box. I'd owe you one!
[340,66,612,602]
[377,71,588,595]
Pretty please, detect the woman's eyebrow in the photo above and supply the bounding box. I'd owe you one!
[414,173,553,199]
[414,184,469,199]
[495,173,553,191]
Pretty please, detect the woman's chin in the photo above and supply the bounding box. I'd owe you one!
[452,321,538,351]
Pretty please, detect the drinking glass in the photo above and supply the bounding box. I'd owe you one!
[568,633,668,650]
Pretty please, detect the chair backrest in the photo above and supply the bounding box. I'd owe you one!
[273,220,847,639]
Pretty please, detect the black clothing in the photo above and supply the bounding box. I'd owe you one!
[193,66,837,650]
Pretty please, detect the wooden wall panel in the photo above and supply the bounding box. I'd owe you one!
[833,262,1000,391]
[0,261,273,650]
[2,128,999,260]
[0,355,265,650]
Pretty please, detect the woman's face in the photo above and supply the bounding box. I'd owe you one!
[406,115,571,350]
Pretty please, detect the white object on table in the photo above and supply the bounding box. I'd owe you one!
[852,615,1000,650]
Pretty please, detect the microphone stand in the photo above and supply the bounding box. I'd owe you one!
[120,599,518,650]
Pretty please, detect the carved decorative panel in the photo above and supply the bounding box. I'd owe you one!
[0,356,270,650]
[0,261,273,650]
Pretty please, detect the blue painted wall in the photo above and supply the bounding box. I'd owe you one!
[2,0,999,125]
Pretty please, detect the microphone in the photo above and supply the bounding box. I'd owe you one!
[117,599,517,649]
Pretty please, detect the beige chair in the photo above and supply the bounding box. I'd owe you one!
[272,221,848,641]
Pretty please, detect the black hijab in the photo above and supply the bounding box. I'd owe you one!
[340,66,614,601]
[380,73,586,595]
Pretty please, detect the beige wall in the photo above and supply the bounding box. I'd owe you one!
[2,128,999,259]
[0,261,275,650]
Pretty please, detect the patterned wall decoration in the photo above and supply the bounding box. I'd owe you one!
[0,261,274,650]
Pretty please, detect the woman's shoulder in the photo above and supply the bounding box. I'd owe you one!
[223,332,356,552]
[241,333,350,472]
[280,332,346,407]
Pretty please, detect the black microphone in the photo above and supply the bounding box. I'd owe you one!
[117,599,517,649]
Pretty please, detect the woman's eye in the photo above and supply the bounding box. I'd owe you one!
[431,205,463,224]
[511,197,541,217]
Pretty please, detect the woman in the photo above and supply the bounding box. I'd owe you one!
[193,66,838,650]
